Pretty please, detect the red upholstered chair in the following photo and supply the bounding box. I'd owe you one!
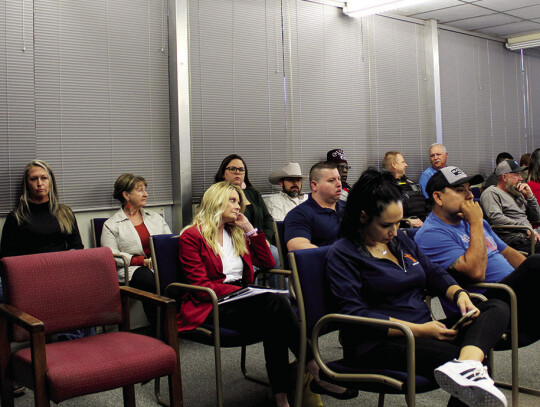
[0,247,183,407]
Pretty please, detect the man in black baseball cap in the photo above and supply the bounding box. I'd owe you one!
[480,159,540,254]
[416,165,540,348]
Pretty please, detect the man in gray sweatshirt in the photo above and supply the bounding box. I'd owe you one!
[480,159,540,255]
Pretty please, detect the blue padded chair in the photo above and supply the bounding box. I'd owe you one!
[150,233,301,407]
[289,247,438,407]
[90,218,129,285]
[274,221,288,270]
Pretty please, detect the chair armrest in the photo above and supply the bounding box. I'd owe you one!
[491,225,535,254]
[267,268,291,276]
[470,282,518,348]
[120,285,176,308]
[311,313,414,391]
[119,286,176,332]
[0,303,44,333]
[114,254,130,286]
[0,304,47,393]
[165,282,222,342]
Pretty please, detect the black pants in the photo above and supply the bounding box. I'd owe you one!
[488,254,540,344]
[204,292,312,394]
[346,299,509,406]
[129,266,157,330]
[506,236,540,256]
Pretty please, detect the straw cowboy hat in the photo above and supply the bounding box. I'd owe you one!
[268,162,305,185]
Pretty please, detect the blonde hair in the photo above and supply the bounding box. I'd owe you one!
[181,182,248,256]
[14,160,76,234]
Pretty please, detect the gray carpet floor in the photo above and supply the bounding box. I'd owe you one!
[11,299,540,407]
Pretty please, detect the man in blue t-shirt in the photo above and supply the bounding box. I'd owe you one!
[416,166,540,343]
[284,161,345,251]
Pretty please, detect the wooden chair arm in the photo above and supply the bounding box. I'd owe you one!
[0,303,44,333]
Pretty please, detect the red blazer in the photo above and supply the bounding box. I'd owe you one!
[176,225,275,332]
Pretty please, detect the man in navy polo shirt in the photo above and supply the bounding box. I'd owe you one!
[284,161,344,251]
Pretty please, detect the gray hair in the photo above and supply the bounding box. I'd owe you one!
[429,143,447,154]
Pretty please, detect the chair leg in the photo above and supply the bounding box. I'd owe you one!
[122,384,136,407]
[213,343,224,407]
[0,379,15,407]
[377,393,385,407]
[240,345,268,386]
[154,377,170,407]
[168,369,184,407]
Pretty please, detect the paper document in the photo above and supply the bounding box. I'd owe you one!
[218,286,289,305]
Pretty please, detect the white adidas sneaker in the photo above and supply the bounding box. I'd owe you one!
[434,359,507,407]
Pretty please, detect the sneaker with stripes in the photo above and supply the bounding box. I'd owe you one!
[434,359,507,407]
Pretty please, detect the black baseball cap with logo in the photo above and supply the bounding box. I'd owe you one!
[426,166,484,198]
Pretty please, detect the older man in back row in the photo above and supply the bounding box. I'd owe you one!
[266,162,308,222]
[419,143,448,198]
[480,159,540,255]
[382,151,428,227]
[284,161,344,251]
[416,166,540,344]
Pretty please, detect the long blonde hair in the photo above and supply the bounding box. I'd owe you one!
[13,160,76,234]
[182,182,248,256]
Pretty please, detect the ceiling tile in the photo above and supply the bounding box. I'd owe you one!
[504,5,540,20]
[479,21,540,36]
[447,14,522,30]
[395,0,462,16]
[411,4,494,22]
[473,0,540,13]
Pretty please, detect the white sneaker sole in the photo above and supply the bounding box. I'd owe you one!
[434,369,507,407]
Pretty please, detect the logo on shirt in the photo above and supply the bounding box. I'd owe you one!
[486,235,498,253]
[459,233,470,244]
[404,253,418,263]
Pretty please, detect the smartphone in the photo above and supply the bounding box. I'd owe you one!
[451,309,479,330]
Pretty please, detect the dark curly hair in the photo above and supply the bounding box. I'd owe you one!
[340,168,403,242]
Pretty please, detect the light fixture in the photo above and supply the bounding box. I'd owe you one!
[343,0,435,18]
[506,32,540,51]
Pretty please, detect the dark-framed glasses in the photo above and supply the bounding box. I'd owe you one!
[225,166,246,173]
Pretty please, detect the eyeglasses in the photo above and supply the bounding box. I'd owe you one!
[225,166,245,173]
[337,165,351,170]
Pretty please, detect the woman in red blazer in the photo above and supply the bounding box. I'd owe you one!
[177,182,356,406]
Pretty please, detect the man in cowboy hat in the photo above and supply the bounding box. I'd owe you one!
[266,162,308,221]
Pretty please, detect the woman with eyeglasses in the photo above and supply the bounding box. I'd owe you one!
[215,154,281,285]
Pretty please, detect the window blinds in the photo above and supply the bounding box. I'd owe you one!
[0,0,172,214]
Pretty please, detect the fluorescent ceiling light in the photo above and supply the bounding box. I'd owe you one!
[506,32,540,51]
[343,0,435,18]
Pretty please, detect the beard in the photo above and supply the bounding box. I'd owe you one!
[284,188,300,198]
[505,181,523,198]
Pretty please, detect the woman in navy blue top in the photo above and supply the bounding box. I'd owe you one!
[325,169,509,407]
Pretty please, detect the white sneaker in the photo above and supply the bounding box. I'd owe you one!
[434,360,507,407]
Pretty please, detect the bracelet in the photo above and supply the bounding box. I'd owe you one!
[245,228,258,237]
[453,288,470,305]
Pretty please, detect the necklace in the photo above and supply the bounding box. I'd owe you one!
[370,245,388,256]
